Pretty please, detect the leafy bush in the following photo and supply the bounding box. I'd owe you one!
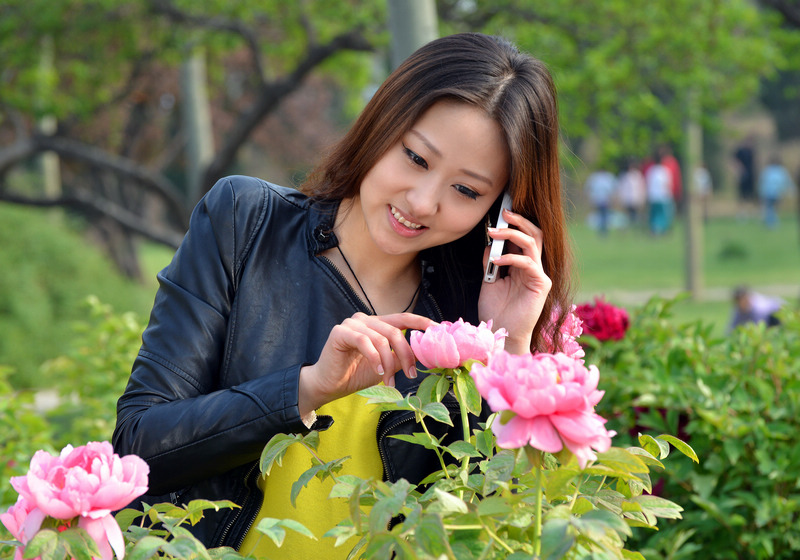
[40,296,145,447]
[591,297,800,560]
[0,203,156,387]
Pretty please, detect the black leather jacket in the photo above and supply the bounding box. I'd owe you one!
[112,175,483,549]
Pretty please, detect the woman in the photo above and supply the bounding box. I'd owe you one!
[112,32,573,556]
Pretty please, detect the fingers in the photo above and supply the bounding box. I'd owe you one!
[487,208,544,261]
[340,312,429,382]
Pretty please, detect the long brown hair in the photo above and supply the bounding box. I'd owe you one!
[301,32,573,353]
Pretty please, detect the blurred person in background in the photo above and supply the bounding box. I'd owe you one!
[645,155,673,235]
[728,285,785,332]
[733,134,757,219]
[584,166,617,236]
[692,161,713,223]
[616,158,646,228]
[659,145,683,214]
[758,154,795,229]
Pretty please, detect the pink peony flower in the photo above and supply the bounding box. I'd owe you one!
[541,305,585,359]
[575,297,629,341]
[470,350,615,468]
[0,496,45,560]
[5,441,150,560]
[410,318,507,369]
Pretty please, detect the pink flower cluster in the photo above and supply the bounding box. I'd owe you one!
[1,441,149,560]
[470,351,615,468]
[410,318,507,369]
[575,297,629,341]
[541,305,585,360]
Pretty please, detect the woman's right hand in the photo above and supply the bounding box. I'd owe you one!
[298,312,434,416]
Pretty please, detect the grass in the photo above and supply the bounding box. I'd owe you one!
[569,210,799,335]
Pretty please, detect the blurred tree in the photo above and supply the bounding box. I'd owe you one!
[438,0,794,168]
[759,0,800,142]
[0,0,381,277]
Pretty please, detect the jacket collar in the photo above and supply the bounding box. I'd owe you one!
[307,198,340,254]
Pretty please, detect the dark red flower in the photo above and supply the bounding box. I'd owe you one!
[575,297,629,341]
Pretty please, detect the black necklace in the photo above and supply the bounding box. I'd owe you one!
[335,244,421,315]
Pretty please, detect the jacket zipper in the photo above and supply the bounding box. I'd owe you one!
[217,461,259,549]
[319,254,375,315]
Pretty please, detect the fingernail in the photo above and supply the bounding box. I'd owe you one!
[377,365,384,375]
[408,367,417,379]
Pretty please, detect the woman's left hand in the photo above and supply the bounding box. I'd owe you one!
[478,208,551,353]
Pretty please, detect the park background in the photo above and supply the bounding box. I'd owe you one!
[1,1,800,558]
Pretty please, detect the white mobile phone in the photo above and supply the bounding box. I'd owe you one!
[484,192,513,283]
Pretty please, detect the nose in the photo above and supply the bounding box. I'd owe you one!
[405,181,441,218]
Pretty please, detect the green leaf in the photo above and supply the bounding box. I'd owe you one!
[277,519,316,539]
[59,528,102,560]
[421,401,454,425]
[446,440,480,459]
[475,425,495,457]
[544,466,580,501]
[435,374,451,401]
[183,499,238,525]
[541,519,575,560]
[415,514,452,557]
[356,385,403,403]
[455,370,483,415]
[572,496,595,515]
[23,529,59,559]
[597,447,650,473]
[322,523,358,547]
[622,549,647,559]
[255,518,287,547]
[162,536,209,559]
[390,432,443,450]
[430,488,468,514]
[633,495,684,519]
[127,535,168,560]
[115,507,145,530]
[657,434,700,463]
[260,433,304,475]
[417,373,440,406]
[579,508,633,537]
[477,495,513,516]
[638,433,670,459]
[291,463,328,506]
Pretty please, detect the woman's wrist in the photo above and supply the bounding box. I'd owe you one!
[503,334,532,355]
[298,364,324,419]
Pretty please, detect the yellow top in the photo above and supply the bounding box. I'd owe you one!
[238,392,383,559]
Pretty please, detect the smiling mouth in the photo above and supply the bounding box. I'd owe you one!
[390,205,424,229]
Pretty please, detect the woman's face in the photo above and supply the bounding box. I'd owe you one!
[356,100,510,257]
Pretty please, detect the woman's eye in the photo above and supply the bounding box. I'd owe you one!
[454,184,478,200]
[403,145,428,169]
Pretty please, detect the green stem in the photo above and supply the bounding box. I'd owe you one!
[418,415,451,479]
[531,448,544,558]
[483,523,516,555]
[451,371,473,498]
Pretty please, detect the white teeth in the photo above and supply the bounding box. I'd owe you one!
[391,206,423,229]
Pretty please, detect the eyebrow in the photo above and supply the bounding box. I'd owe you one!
[409,129,495,187]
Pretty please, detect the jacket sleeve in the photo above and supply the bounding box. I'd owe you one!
[112,176,314,496]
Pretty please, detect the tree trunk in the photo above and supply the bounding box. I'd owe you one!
[388,0,439,69]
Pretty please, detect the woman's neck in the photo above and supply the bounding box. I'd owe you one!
[331,197,421,314]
